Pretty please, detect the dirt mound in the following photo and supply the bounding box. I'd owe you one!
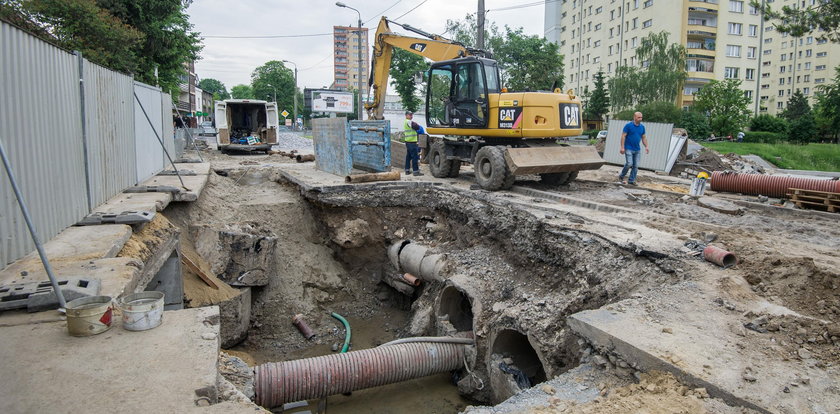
[179,238,240,307]
[117,214,177,261]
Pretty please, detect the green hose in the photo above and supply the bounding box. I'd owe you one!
[331,312,351,353]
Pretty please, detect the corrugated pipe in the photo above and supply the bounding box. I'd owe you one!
[710,171,840,198]
[378,336,474,347]
[254,342,466,408]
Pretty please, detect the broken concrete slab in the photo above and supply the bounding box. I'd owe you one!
[219,287,251,348]
[0,225,133,279]
[93,192,173,213]
[140,173,209,202]
[191,226,275,287]
[0,307,225,413]
[567,285,839,414]
[697,197,745,215]
[165,162,212,175]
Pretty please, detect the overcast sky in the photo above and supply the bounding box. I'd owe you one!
[188,0,546,92]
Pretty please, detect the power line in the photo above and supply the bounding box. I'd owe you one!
[488,0,560,13]
[203,32,332,39]
[365,0,403,24]
[394,0,429,21]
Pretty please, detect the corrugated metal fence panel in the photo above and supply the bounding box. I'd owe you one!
[603,120,674,172]
[349,120,391,172]
[313,117,352,176]
[0,22,89,266]
[83,60,136,205]
[161,93,175,162]
[134,82,165,182]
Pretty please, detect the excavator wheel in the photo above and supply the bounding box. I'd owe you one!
[539,172,570,186]
[428,141,458,178]
[474,146,511,191]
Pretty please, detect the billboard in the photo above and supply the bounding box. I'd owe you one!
[311,90,354,113]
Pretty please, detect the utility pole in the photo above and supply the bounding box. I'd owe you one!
[336,2,364,120]
[477,0,485,50]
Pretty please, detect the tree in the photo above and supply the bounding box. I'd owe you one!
[608,32,686,111]
[815,66,840,143]
[96,0,202,94]
[693,79,751,137]
[782,90,817,144]
[585,70,610,121]
[198,78,230,100]
[250,60,295,112]
[637,101,682,124]
[752,0,840,43]
[782,90,811,120]
[1,0,143,74]
[389,49,426,113]
[443,14,500,50]
[493,27,564,91]
[230,84,254,99]
[676,110,711,141]
[750,114,789,134]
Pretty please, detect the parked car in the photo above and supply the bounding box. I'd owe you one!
[199,121,216,136]
[596,130,608,139]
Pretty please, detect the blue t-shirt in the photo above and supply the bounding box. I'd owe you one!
[622,122,645,151]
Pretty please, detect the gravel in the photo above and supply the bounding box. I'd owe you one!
[273,131,314,152]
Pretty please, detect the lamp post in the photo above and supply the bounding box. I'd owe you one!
[265,83,277,104]
[336,1,364,120]
[282,59,299,129]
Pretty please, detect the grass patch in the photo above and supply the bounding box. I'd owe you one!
[701,142,840,172]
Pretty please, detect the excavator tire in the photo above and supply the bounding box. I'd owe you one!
[474,146,510,191]
[428,141,457,178]
[447,159,461,178]
[539,172,570,186]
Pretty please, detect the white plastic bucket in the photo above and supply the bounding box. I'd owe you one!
[65,296,113,337]
[119,291,165,331]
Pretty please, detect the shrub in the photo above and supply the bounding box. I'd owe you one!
[636,101,682,124]
[742,131,783,143]
[582,129,599,139]
[676,110,711,141]
[750,114,789,134]
[788,114,817,144]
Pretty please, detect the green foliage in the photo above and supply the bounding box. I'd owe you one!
[782,90,812,120]
[752,0,840,43]
[198,78,230,100]
[608,31,686,111]
[4,0,143,73]
[676,110,711,141]
[742,131,784,144]
[250,60,295,112]
[582,129,599,139]
[614,109,635,121]
[815,66,840,143]
[230,84,254,99]
[636,101,682,124]
[389,49,426,113]
[702,142,840,172]
[585,70,609,120]
[788,114,818,144]
[750,114,789,134]
[492,27,564,91]
[693,79,751,137]
[443,13,500,49]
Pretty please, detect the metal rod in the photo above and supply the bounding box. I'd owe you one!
[133,92,189,190]
[0,138,67,309]
[75,51,94,211]
[170,100,204,162]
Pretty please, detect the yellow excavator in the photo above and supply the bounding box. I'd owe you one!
[365,17,604,190]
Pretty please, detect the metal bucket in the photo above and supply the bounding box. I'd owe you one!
[65,296,114,337]
[119,291,165,331]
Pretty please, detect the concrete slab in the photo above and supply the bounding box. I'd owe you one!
[567,284,839,414]
[0,307,224,413]
[0,225,133,279]
[140,173,209,202]
[165,162,212,175]
[275,162,443,194]
[93,192,173,213]
[697,196,745,215]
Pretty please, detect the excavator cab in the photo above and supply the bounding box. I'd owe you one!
[426,57,500,129]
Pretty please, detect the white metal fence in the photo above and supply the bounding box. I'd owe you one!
[0,21,176,266]
[603,120,677,172]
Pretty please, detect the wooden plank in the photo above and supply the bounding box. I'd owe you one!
[789,188,840,197]
[180,254,219,290]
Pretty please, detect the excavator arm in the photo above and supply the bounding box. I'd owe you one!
[365,17,485,120]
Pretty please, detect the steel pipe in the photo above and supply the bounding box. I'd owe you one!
[710,171,840,198]
[292,314,315,340]
[254,342,466,408]
[703,245,737,269]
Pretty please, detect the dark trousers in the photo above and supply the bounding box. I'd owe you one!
[405,142,419,172]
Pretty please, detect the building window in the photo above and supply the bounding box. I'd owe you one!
[744,90,753,99]
[594,40,601,47]
[746,68,755,80]
[643,19,652,28]
[781,54,787,61]
[777,102,784,109]
[779,78,785,85]
[763,49,772,55]
[816,65,826,70]
[726,45,741,57]
[817,51,827,57]
[644,0,653,7]
[632,17,638,29]
[805,62,812,69]
[803,87,810,95]
[747,47,756,58]
[804,75,810,82]
[778,90,785,97]
[724,67,740,79]
[632,37,638,47]
[748,24,758,37]
[728,23,743,35]
[596,6,603,13]
[730,0,743,12]
[815,78,825,84]
[749,4,759,14]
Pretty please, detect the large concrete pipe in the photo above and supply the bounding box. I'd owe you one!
[388,240,449,282]
[710,171,840,198]
[254,342,467,408]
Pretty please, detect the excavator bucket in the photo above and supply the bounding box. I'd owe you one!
[505,146,604,175]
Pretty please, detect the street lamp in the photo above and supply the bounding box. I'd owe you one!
[336,1,364,120]
[265,83,277,104]
[282,59,299,129]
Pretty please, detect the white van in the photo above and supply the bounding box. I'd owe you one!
[215,99,279,153]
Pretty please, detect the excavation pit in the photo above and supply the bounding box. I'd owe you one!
[438,285,475,333]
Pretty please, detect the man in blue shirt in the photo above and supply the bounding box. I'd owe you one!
[619,112,649,185]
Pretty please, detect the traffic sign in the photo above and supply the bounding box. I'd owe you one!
[281,110,290,118]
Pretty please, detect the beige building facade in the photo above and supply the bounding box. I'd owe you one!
[332,25,370,103]
[545,0,839,116]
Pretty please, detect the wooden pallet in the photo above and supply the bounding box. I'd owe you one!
[785,188,840,213]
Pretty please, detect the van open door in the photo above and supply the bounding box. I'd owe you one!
[215,101,229,144]
[265,102,279,144]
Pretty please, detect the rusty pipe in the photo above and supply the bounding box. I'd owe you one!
[296,154,315,162]
[254,342,466,408]
[401,273,421,286]
[292,314,316,340]
[703,245,737,269]
[345,170,401,183]
[710,171,840,198]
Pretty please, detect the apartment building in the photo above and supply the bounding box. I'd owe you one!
[545,0,839,116]
[332,25,370,103]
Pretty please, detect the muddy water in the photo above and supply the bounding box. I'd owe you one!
[243,311,472,413]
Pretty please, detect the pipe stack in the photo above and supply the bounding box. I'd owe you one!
[710,171,840,198]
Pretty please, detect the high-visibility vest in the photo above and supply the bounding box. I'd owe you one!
[404,119,418,142]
